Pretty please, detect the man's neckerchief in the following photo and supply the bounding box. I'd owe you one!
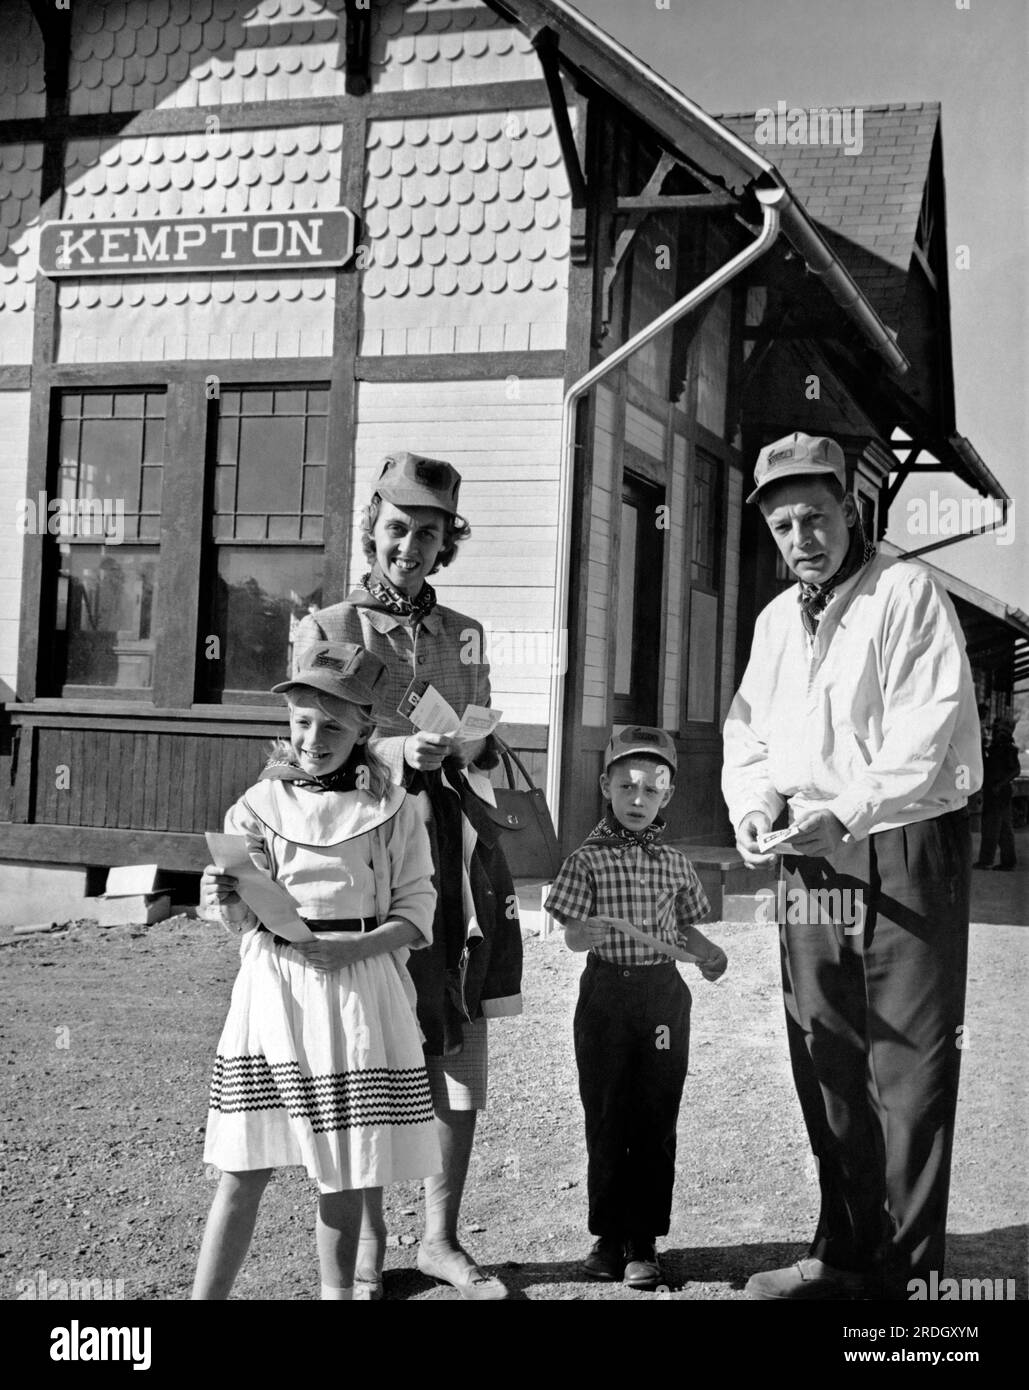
[258,743,370,793]
[582,809,667,858]
[356,563,437,624]
[798,520,877,636]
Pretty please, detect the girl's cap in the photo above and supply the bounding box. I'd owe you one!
[374,451,462,514]
[272,642,387,708]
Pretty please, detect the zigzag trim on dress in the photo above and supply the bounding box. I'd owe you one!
[208,1055,435,1132]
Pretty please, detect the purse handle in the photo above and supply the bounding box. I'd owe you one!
[494,736,541,793]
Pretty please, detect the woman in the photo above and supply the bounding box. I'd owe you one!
[293,451,523,1300]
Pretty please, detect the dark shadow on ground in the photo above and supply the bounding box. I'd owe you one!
[381,1227,1028,1300]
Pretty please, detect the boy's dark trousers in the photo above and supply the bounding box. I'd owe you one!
[779,809,970,1298]
[574,955,691,1238]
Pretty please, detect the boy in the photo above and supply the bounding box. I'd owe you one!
[545,727,727,1290]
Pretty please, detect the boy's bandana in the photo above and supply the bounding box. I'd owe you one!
[582,810,667,858]
[357,563,437,624]
[798,521,876,635]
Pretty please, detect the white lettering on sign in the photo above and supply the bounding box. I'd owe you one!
[211,222,249,258]
[40,210,355,277]
[253,221,285,257]
[135,226,170,262]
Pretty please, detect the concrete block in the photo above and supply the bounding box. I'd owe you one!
[88,894,172,927]
[0,861,90,928]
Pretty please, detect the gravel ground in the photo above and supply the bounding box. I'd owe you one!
[1,900,1026,1303]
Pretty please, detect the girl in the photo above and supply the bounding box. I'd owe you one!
[192,641,440,1301]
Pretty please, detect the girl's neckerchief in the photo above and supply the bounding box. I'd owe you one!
[259,743,369,793]
[798,520,877,636]
[357,563,437,624]
[583,809,667,858]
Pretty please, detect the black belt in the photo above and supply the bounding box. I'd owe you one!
[260,916,377,943]
[588,955,678,978]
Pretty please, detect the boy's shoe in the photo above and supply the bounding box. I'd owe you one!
[746,1258,865,1300]
[580,1237,625,1281]
[623,1237,663,1291]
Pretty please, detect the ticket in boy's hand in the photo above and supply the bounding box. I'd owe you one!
[595,915,701,965]
[757,824,801,853]
[205,832,315,942]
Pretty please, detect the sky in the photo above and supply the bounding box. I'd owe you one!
[573,0,1028,615]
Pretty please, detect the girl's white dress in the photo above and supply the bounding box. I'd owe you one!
[203,779,441,1192]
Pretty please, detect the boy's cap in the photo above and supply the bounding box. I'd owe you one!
[272,642,387,708]
[604,726,677,774]
[374,451,462,515]
[747,432,846,504]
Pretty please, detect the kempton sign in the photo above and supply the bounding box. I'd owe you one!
[39,209,356,277]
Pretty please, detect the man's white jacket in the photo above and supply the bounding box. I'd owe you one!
[722,551,983,842]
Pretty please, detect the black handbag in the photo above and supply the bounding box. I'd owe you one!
[481,740,563,880]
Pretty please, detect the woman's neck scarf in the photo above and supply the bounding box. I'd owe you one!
[798,520,877,636]
[358,563,437,624]
[259,743,370,793]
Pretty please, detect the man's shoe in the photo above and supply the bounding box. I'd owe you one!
[993,864,1016,871]
[624,1237,663,1291]
[973,861,992,869]
[746,1258,865,1300]
[580,1237,625,1281]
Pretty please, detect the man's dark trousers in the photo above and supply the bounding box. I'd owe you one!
[779,809,971,1298]
[574,956,691,1238]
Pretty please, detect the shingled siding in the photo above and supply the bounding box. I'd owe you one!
[372,0,541,91]
[0,141,43,363]
[66,0,351,114]
[350,377,562,727]
[360,109,570,356]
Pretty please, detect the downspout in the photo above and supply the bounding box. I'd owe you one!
[544,187,783,832]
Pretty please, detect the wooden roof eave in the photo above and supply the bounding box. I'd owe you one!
[484,0,911,380]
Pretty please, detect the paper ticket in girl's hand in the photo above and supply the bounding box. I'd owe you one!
[205,833,315,942]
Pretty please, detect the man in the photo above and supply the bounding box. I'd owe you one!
[722,432,982,1300]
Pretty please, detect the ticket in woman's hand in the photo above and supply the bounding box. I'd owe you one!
[757,824,801,852]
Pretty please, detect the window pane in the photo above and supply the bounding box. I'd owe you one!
[304,415,326,463]
[614,502,638,695]
[237,416,305,513]
[273,389,305,414]
[686,589,718,722]
[206,548,323,694]
[48,391,165,691]
[79,418,144,503]
[53,545,159,688]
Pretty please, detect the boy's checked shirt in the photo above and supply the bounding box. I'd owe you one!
[545,815,710,967]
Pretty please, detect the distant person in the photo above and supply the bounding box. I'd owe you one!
[193,644,440,1300]
[545,727,727,1291]
[723,432,982,1301]
[975,715,1020,870]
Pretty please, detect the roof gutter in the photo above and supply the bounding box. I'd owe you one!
[545,190,782,832]
[755,174,911,377]
[497,1,911,376]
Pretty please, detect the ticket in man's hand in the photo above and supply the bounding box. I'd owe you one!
[757,824,801,853]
